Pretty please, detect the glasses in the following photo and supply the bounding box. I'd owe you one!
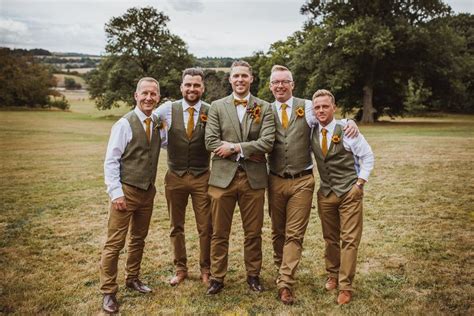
[270,80,293,86]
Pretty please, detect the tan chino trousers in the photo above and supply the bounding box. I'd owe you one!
[317,184,364,291]
[207,170,265,283]
[268,173,315,290]
[165,170,212,274]
[99,183,155,294]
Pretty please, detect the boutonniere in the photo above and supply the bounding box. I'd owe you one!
[153,118,165,131]
[331,135,341,144]
[246,102,262,124]
[197,110,208,128]
[296,106,305,118]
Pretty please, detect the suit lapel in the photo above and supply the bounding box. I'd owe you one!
[223,95,243,141]
[242,95,255,141]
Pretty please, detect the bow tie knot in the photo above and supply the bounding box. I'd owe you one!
[234,99,248,107]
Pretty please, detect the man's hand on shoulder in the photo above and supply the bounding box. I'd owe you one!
[112,196,127,211]
[344,120,359,138]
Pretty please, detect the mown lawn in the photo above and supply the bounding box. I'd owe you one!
[0,100,472,314]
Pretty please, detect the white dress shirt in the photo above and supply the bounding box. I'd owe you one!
[233,93,250,123]
[274,97,316,127]
[104,107,165,200]
[153,99,202,148]
[318,119,374,181]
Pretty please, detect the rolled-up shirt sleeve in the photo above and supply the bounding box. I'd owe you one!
[344,134,374,181]
[104,118,132,201]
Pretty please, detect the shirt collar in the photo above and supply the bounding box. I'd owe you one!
[318,118,336,133]
[134,106,152,122]
[182,99,202,112]
[275,97,294,110]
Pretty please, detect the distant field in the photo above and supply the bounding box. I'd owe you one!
[0,102,472,314]
[60,68,95,74]
[53,73,87,88]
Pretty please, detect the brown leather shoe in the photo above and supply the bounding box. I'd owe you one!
[125,279,152,293]
[278,287,294,305]
[325,277,338,291]
[337,290,352,305]
[201,272,210,286]
[102,293,119,313]
[169,270,188,286]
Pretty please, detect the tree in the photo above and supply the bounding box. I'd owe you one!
[87,7,194,110]
[0,48,57,107]
[64,77,82,90]
[297,0,452,122]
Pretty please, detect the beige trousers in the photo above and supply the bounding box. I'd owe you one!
[317,184,364,291]
[99,183,155,294]
[207,170,265,283]
[268,173,315,290]
[165,170,212,274]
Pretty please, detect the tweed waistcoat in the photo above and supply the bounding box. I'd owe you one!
[120,110,161,190]
[269,97,312,175]
[311,123,358,197]
[167,101,210,176]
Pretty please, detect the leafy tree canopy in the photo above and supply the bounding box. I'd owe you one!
[87,7,194,110]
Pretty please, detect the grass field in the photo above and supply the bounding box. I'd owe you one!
[0,97,473,314]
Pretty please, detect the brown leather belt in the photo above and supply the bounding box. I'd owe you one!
[270,169,312,179]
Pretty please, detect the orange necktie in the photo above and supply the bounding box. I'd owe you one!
[187,107,195,139]
[321,128,328,157]
[144,118,152,143]
[281,103,289,129]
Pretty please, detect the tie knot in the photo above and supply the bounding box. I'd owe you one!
[281,103,288,110]
[144,117,152,125]
[187,107,195,114]
[234,99,248,107]
[321,128,327,136]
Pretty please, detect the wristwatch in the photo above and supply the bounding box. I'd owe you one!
[230,144,235,153]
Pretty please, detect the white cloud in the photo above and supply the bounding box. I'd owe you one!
[167,0,204,12]
[0,18,30,45]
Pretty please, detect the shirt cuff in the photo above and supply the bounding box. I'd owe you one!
[109,187,124,201]
[358,171,370,182]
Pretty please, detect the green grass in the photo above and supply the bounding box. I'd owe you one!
[0,99,473,314]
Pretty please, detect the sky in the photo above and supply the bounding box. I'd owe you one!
[1,0,473,58]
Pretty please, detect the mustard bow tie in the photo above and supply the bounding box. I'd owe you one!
[234,99,248,107]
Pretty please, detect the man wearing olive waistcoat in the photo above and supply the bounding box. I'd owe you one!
[310,89,374,305]
[100,77,164,314]
[154,68,212,287]
[204,60,275,295]
[268,65,358,305]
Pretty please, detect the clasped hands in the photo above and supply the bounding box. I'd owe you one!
[214,141,266,162]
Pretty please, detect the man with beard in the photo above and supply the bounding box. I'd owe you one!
[154,68,212,286]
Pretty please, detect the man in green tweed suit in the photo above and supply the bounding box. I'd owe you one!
[204,60,275,295]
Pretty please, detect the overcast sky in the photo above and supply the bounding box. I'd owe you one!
[1,0,473,57]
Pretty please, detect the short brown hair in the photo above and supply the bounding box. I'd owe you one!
[136,77,160,93]
[182,67,205,81]
[312,89,335,104]
[230,60,252,73]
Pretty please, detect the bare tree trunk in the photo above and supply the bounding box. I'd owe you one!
[361,59,377,123]
[361,84,376,123]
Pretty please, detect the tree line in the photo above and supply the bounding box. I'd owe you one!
[1,1,472,121]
